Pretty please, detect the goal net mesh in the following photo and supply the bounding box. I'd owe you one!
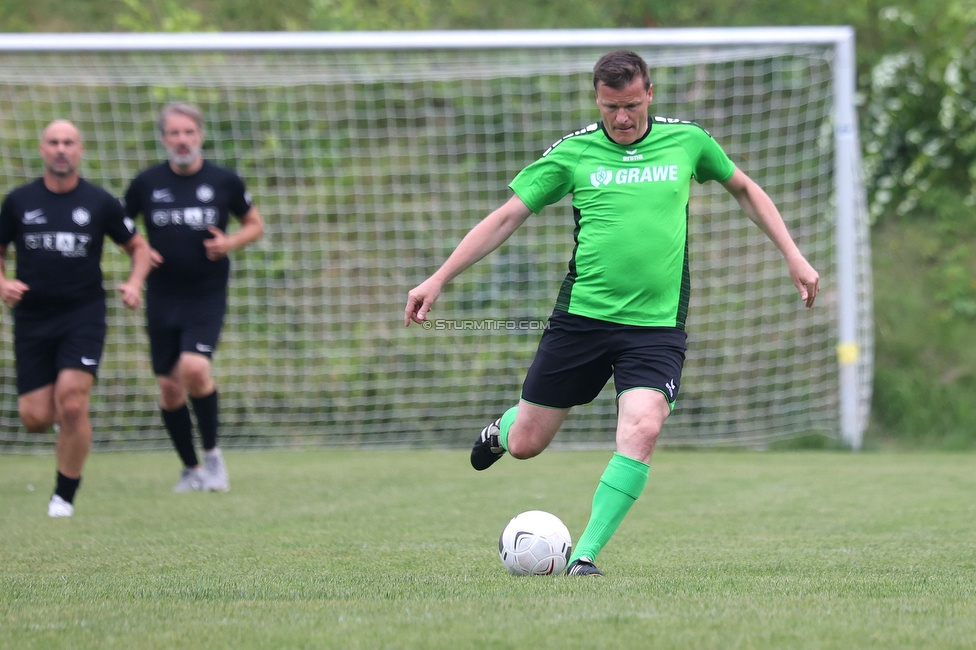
[0,36,872,451]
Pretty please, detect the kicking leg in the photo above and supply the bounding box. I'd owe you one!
[568,388,670,574]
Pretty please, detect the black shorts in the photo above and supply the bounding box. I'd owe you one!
[14,299,107,395]
[520,310,688,409]
[146,289,227,376]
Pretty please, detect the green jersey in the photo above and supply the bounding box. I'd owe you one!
[509,118,736,328]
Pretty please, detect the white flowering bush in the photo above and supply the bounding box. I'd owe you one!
[862,3,976,223]
[861,3,976,319]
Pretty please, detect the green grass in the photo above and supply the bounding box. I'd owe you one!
[2,449,976,649]
[870,217,976,447]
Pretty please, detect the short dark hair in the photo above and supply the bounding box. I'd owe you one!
[592,50,651,91]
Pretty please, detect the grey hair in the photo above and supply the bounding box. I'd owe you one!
[157,102,205,135]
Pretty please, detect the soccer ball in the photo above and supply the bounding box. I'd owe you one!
[498,510,573,576]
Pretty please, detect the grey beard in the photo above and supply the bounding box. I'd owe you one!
[169,150,200,166]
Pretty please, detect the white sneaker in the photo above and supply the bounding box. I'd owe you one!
[202,448,230,493]
[173,467,206,492]
[48,494,74,517]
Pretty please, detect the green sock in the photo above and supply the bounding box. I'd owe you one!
[497,405,518,451]
[569,452,649,564]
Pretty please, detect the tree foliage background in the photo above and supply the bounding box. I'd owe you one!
[2,0,975,444]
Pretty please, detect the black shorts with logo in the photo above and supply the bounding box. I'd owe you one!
[520,310,688,409]
[14,299,107,395]
[146,289,226,376]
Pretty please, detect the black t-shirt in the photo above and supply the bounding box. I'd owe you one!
[123,161,252,296]
[0,177,136,315]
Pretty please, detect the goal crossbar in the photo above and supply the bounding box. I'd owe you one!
[0,27,857,51]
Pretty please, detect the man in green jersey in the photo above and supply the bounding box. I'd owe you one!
[404,50,820,576]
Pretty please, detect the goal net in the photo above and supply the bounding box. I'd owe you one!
[0,29,872,452]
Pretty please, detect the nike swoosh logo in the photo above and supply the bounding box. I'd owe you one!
[195,343,213,353]
[24,209,45,223]
[151,189,173,202]
[81,357,98,366]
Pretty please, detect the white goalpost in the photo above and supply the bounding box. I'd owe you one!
[0,28,872,452]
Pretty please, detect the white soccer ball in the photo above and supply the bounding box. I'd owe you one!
[498,510,573,576]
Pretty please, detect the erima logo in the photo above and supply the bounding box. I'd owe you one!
[623,148,644,162]
[666,379,676,399]
[23,209,46,224]
[152,189,174,202]
[81,357,98,366]
[195,343,213,353]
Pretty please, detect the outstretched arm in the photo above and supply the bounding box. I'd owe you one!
[722,168,820,308]
[404,194,533,326]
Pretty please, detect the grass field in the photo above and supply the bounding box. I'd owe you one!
[2,449,975,649]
